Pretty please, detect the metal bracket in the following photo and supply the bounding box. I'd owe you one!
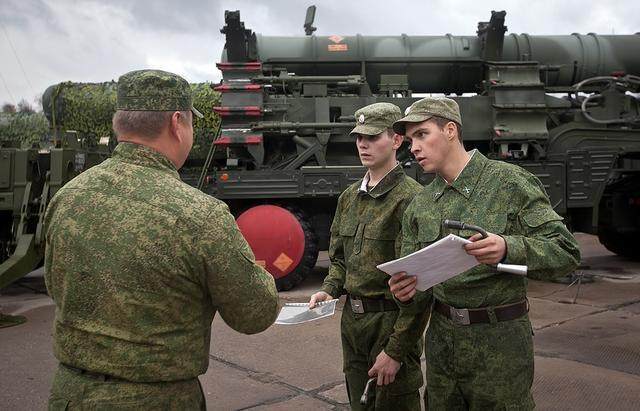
[285,137,325,170]
[16,181,32,238]
[35,172,50,247]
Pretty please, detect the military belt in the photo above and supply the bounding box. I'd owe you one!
[61,363,125,382]
[434,299,528,326]
[347,294,399,314]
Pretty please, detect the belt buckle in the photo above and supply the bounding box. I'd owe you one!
[350,297,365,314]
[450,306,470,325]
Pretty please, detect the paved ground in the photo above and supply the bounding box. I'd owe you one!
[1,233,640,410]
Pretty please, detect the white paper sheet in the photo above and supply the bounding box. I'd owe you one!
[376,234,478,291]
[275,299,338,325]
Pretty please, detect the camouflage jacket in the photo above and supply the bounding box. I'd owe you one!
[321,164,425,361]
[44,142,279,382]
[402,150,581,309]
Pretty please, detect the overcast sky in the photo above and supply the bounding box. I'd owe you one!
[1,0,638,108]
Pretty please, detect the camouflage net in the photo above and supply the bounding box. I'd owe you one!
[190,83,222,159]
[42,82,221,159]
[0,112,50,148]
[43,82,118,139]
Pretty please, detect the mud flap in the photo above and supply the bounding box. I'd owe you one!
[0,234,42,290]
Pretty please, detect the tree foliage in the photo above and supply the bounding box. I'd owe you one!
[17,99,35,114]
[2,103,16,113]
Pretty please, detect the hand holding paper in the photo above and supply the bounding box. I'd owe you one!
[379,233,527,295]
[388,273,417,302]
[378,234,478,291]
[308,291,332,309]
[275,299,338,325]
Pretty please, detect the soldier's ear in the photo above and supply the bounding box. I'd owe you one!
[170,111,188,143]
[446,122,457,141]
[392,132,403,149]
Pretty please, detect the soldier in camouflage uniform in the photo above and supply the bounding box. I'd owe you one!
[309,103,427,410]
[44,69,279,410]
[388,97,581,410]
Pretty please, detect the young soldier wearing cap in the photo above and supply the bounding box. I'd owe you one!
[44,69,279,409]
[308,102,427,410]
[388,97,580,410]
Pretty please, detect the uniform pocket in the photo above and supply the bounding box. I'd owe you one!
[339,219,358,236]
[458,213,508,238]
[340,220,362,255]
[484,212,508,235]
[363,221,398,260]
[416,220,440,247]
[364,221,398,241]
[387,340,424,395]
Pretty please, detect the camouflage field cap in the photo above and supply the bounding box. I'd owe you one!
[393,97,461,135]
[350,102,402,136]
[116,69,203,118]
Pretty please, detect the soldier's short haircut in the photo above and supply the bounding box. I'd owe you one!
[431,116,463,142]
[112,110,190,139]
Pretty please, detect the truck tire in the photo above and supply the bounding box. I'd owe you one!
[236,205,319,291]
[597,230,638,259]
[597,175,640,259]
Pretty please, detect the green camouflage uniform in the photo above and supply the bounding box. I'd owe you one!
[321,103,426,410]
[44,70,279,410]
[394,97,581,410]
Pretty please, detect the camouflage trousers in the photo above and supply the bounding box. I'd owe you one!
[48,363,206,410]
[424,310,535,411]
[341,306,423,411]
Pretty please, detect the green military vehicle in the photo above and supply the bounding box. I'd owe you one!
[0,82,215,290]
[0,126,110,290]
[199,8,640,289]
[1,7,639,291]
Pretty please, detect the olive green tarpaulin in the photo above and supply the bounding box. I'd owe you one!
[41,82,221,158]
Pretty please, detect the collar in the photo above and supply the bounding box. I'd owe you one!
[358,163,404,199]
[448,149,476,184]
[112,142,180,179]
[431,150,485,201]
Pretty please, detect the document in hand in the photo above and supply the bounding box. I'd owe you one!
[275,299,338,325]
[376,234,478,291]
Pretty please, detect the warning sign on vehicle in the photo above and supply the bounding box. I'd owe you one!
[328,35,344,43]
[328,44,348,52]
[273,253,294,272]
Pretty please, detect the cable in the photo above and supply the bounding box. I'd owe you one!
[573,75,640,125]
[0,19,36,99]
[0,69,16,105]
[197,126,222,190]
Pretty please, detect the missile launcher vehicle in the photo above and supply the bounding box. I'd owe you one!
[2,7,639,291]
[201,8,640,289]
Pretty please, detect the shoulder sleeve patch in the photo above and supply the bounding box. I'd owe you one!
[521,207,563,228]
